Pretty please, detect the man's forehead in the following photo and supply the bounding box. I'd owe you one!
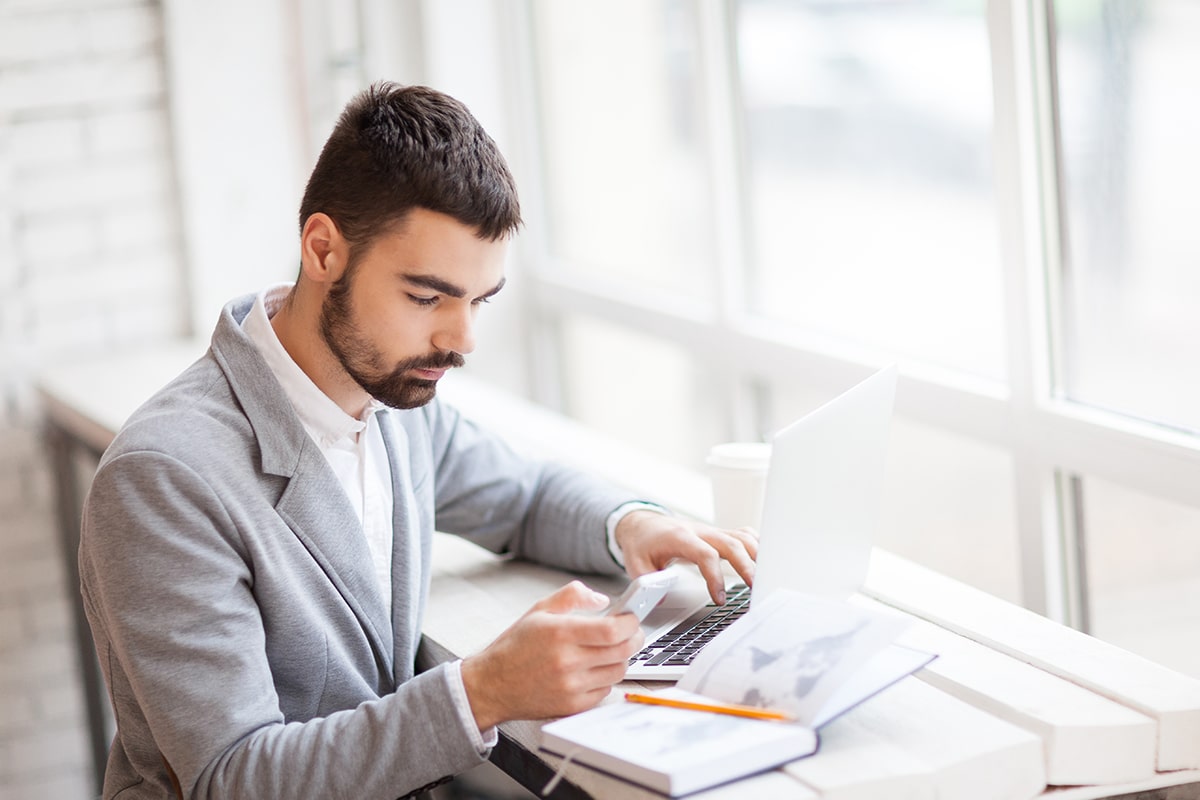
[357,236,506,303]
[364,209,507,260]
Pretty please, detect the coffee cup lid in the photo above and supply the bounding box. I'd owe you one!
[705,442,772,469]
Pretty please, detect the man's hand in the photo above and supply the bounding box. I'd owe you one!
[460,581,644,731]
[614,511,758,605]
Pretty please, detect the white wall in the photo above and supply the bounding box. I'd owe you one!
[0,2,186,795]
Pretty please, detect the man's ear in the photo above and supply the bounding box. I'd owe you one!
[299,213,349,285]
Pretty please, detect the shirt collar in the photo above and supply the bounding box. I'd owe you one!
[242,283,385,446]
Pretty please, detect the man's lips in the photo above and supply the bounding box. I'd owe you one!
[412,367,447,380]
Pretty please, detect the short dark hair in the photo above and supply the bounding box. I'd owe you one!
[298,82,522,249]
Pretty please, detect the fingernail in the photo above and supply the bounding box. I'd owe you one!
[717,590,727,605]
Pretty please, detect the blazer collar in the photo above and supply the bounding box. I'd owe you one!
[208,294,311,479]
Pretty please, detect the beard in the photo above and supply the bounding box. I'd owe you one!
[319,264,465,409]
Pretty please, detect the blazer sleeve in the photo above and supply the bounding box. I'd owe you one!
[80,449,489,799]
[421,400,637,576]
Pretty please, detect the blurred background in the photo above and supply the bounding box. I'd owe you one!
[1,0,1198,797]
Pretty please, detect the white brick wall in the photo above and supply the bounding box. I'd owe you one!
[0,1,185,797]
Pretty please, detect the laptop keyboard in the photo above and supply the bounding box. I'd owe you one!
[628,583,751,669]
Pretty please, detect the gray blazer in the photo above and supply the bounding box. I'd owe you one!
[79,294,633,799]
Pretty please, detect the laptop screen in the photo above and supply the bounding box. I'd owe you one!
[751,366,897,605]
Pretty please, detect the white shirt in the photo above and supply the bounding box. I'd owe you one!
[242,285,395,609]
[242,283,495,753]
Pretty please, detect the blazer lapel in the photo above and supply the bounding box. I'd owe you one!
[274,439,395,683]
[209,296,395,685]
[378,416,428,685]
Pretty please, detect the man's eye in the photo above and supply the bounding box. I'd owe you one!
[408,294,438,307]
[471,296,493,307]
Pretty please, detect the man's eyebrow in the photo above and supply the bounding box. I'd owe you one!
[402,273,506,300]
[480,277,507,299]
[403,274,466,298]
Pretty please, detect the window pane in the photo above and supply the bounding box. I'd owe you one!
[767,382,1021,603]
[1055,1,1200,432]
[558,315,723,468]
[530,1,716,296]
[1082,477,1200,677]
[880,418,1020,602]
[735,1,1006,380]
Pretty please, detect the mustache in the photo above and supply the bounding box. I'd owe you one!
[399,351,466,373]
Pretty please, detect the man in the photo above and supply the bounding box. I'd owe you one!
[79,82,757,799]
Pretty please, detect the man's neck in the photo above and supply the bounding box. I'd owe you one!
[269,289,373,419]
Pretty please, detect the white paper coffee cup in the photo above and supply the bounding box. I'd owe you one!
[705,442,771,531]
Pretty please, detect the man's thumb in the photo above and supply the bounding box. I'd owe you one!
[536,580,610,614]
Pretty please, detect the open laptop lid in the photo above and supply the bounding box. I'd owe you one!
[751,365,897,606]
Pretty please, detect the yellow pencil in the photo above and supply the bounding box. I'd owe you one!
[624,692,795,722]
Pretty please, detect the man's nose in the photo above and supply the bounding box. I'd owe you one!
[432,305,476,356]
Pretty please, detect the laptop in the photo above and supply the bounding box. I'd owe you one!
[625,365,897,681]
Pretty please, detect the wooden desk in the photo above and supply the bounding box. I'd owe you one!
[37,341,1200,799]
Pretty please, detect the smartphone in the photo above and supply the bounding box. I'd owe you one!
[603,567,681,622]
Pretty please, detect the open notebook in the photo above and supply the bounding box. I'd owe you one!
[627,365,898,681]
[544,588,935,796]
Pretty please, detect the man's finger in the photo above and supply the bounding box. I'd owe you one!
[579,630,645,670]
[532,580,610,615]
[732,526,760,561]
[569,611,644,647]
[623,552,660,579]
[671,540,726,605]
[705,530,756,588]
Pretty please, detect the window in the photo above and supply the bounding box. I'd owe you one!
[737,0,1007,380]
[340,0,1200,674]
[558,314,723,467]
[1038,0,1200,665]
[530,1,716,298]
[1081,477,1200,677]
[1054,0,1200,433]
[516,0,1030,610]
